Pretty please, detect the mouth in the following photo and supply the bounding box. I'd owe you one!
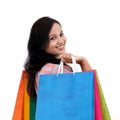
[56,45,65,50]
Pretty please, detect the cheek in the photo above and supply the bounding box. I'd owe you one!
[64,37,67,43]
[48,41,57,48]
[65,39,67,44]
[45,41,57,52]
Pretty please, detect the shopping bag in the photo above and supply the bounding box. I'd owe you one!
[91,70,102,120]
[94,70,111,120]
[12,63,111,120]
[35,59,111,120]
[35,71,95,120]
[12,70,36,120]
[12,71,24,120]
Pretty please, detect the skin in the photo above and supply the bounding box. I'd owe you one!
[45,23,92,71]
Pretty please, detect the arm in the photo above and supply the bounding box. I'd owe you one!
[76,56,92,71]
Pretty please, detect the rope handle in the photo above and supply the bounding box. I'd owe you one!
[57,56,78,75]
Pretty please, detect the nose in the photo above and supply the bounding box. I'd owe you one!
[57,37,64,44]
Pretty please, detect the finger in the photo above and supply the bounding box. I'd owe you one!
[61,54,71,63]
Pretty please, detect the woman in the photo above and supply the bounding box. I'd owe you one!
[24,16,92,98]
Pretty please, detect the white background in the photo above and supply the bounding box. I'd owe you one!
[0,0,120,119]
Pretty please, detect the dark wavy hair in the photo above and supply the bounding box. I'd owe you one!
[24,17,61,98]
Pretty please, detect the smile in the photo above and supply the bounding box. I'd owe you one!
[56,45,65,49]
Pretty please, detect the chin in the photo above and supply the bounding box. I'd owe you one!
[55,54,64,59]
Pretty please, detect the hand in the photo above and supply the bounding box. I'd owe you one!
[61,53,92,71]
[61,53,73,63]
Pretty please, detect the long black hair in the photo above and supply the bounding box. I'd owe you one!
[24,17,61,98]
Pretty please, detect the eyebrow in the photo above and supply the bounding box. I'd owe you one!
[49,30,63,37]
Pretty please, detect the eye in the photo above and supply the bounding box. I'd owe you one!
[60,32,64,37]
[49,35,57,40]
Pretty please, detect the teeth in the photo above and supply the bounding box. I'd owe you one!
[57,45,64,48]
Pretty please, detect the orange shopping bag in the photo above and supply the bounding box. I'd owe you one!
[12,70,36,120]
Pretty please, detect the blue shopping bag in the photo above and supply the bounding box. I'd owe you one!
[35,71,94,120]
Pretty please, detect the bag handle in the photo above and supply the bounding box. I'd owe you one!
[57,57,78,75]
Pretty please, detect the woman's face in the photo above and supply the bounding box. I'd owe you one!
[45,23,66,59]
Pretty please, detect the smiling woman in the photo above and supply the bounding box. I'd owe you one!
[45,23,66,58]
[24,16,92,98]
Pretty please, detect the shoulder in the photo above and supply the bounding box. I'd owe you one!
[39,63,58,74]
